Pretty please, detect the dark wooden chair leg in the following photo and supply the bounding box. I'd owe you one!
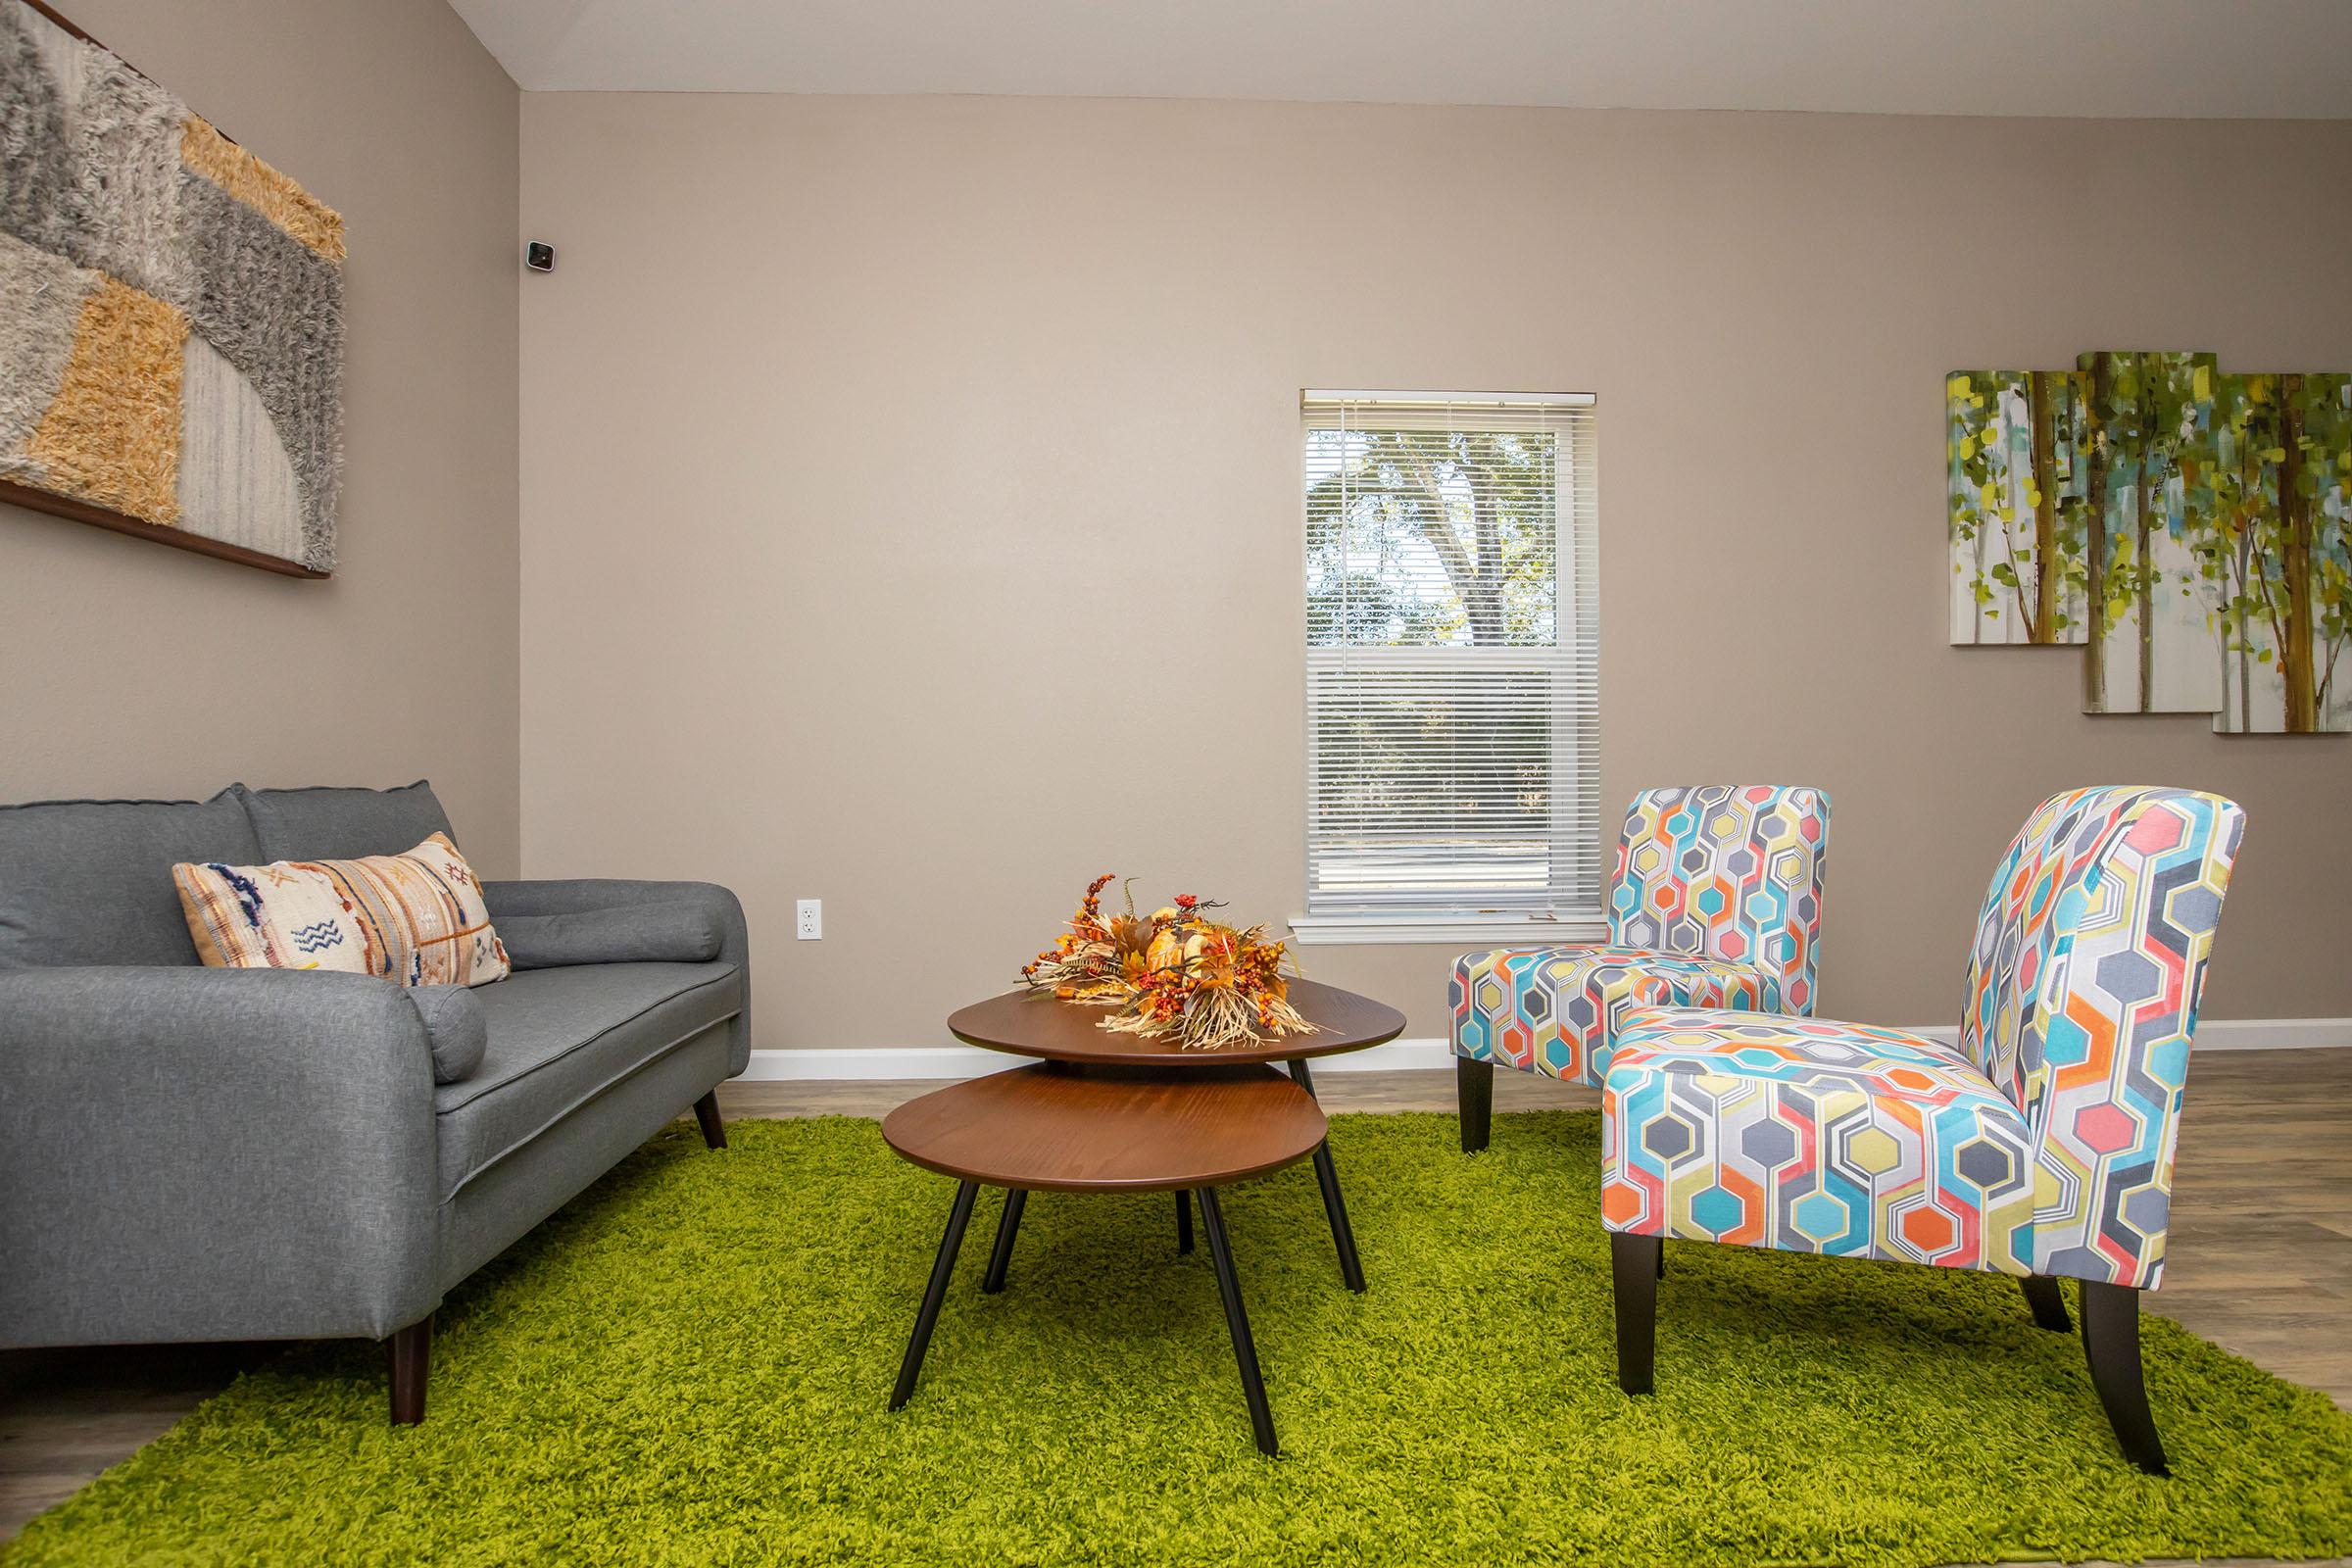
[692,1090,727,1150]
[1457,1056,1494,1153]
[2019,1274,2072,1332]
[2080,1280,2169,1475]
[388,1315,431,1426]
[1175,1189,1195,1254]
[982,1188,1026,1294]
[1610,1232,1660,1396]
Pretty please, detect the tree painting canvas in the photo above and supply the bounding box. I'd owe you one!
[2075,351,2225,714]
[2210,372,2352,733]
[1947,370,2088,644]
[1948,350,2348,735]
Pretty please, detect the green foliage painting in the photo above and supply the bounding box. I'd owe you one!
[2208,372,2352,733]
[1946,370,2088,645]
[2075,351,2223,715]
[1949,353,2352,734]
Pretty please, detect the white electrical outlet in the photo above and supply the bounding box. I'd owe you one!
[796,899,822,941]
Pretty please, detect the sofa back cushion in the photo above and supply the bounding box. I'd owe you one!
[0,791,263,967]
[238,780,453,862]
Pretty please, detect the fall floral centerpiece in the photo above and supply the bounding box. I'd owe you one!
[1020,874,1314,1051]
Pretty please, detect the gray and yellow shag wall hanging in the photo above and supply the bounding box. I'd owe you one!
[0,0,343,578]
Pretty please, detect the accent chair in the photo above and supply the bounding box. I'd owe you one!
[1599,786,2244,1474]
[1449,785,1831,1151]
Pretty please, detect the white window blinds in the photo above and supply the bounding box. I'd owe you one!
[1299,392,1600,936]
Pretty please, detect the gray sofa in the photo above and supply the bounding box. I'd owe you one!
[0,781,749,1424]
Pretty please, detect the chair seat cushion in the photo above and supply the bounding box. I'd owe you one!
[1451,946,1781,1086]
[432,961,740,1200]
[1599,1007,2036,1275]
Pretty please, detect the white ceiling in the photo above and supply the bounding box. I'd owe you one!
[450,0,2352,118]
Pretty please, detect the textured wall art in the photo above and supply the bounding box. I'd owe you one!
[0,0,342,577]
[1949,352,2351,734]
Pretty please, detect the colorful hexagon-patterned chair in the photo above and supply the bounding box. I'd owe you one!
[1600,787,2244,1474]
[1450,785,1831,1152]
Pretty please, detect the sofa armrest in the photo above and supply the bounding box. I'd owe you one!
[482,879,752,1073]
[0,967,443,1346]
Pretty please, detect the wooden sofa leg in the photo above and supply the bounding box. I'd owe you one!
[389,1315,431,1426]
[2019,1274,2072,1332]
[1610,1232,1661,1395]
[1457,1057,1494,1153]
[693,1090,727,1151]
[2080,1281,2169,1475]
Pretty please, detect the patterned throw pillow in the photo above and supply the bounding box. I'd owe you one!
[172,833,511,987]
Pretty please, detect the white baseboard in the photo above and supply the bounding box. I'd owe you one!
[1892,1017,2352,1053]
[2125,1016,2352,1052]
[740,1018,2350,1081]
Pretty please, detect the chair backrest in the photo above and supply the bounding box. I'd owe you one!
[1606,786,1831,1012]
[1955,786,2244,1288]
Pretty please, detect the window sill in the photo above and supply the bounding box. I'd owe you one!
[1286,913,1609,948]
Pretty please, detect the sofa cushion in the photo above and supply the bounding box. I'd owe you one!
[0,790,261,967]
[432,961,740,1200]
[499,901,726,970]
[410,985,488,1084]
[172,832,512,987]
[237,780,454,862]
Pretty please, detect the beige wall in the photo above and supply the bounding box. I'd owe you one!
[0,0,522,872]
[518,93,2352,1047]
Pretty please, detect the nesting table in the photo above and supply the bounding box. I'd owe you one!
[880,978,1405,1455]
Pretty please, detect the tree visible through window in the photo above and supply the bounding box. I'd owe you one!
[1302,393,1598,929]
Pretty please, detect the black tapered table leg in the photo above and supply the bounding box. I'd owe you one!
[1196,1187,1278,1457]
[2080,1280,2169,1475]
[1308,1141,1366,1294]
[1611,1231,1661,1396]
[1175,1189,1195,1254]
[2019,1274,2072,1332]
[891,1180,979,1411]
[1286,1058,1367,1293]
[982,1188,1026,1295]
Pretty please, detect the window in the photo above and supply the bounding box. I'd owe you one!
[1293,391,1601,945]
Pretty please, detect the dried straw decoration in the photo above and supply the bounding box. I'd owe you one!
[1021,875,1314,1052]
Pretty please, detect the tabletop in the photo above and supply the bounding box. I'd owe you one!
[880,1063,1327,1192]
[946,977,1406,1067]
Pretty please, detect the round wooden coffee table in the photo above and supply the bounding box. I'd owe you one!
[882,1063,1327,1455]
[946,978,1405,1293]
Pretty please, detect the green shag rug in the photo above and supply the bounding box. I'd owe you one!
[8,1110,2349,1567]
